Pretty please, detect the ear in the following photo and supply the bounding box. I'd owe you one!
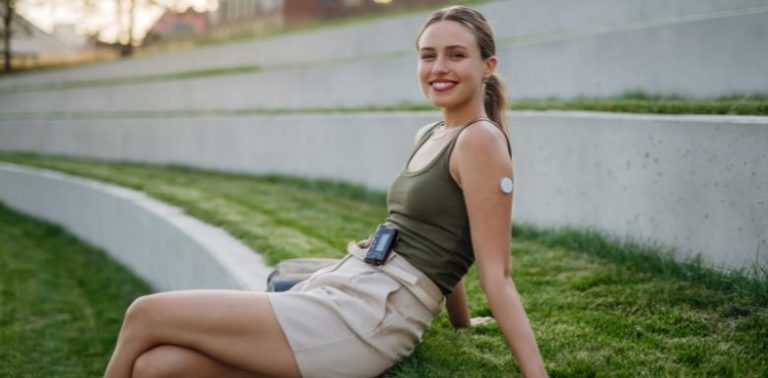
[483,55,497,78]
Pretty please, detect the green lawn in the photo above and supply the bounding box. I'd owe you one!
[0,202,151,377]
[0,153,766,377]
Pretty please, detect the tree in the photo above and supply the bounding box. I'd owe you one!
[116,0,190,56]
[1,0,189,67]
[1,0,32,74]
[1,0,17,72]
[118,0,163,57]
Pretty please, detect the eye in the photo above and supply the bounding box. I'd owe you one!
[450,52,466,59]
[420,54,435,60]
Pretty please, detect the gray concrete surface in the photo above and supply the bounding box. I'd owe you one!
[1,0,766,107]
[2,4,766,114]
[1,111,766,273]
[2,0,765,87]
[0,163,272,292]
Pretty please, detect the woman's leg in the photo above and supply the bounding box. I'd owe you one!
[104,290,301,378]
[132,344,260,378]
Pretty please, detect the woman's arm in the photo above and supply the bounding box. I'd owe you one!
[452,122,547,377]
[446,280,497,328]
[445,281,471,328]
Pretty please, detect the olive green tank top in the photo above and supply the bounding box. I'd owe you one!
[385,118,512,295]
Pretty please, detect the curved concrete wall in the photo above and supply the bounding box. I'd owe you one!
[1,0,766,112]
[1,111,766,273]
[1,0,765,88]
[0,163,271,292]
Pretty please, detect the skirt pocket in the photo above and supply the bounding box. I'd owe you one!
[363,286,434,362]
[313,257,403,336]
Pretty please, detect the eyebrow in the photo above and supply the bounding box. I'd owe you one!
[419,45,469,51]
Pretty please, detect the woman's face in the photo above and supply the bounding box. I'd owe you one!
[417,20,491,111]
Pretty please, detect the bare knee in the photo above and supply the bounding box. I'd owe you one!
[132,345,186,378]
[121,294,163,340]
[125,294,159,321]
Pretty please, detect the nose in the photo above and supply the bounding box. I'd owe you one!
[431,55,449,74]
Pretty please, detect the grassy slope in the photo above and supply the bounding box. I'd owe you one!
[0,153,766,377]
[0,202,151,377]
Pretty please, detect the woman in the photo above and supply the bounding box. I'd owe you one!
[104,5,546,378]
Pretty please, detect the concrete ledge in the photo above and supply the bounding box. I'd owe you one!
[2,0,764,90]
[0,163,271,292]
[2,3,766,112]
[2,111,765,273]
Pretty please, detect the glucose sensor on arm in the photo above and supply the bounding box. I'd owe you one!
[500,177,514,194]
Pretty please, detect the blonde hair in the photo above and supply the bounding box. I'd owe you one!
[415,6,508,132]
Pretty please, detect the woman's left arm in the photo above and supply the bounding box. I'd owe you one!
[453,123,547,378]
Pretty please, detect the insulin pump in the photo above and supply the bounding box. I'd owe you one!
[364,224,399,265]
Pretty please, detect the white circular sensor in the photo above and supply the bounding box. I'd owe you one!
[500,177,514,194]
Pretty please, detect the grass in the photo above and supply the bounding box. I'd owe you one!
[2,61,766,116]
[0,65,263,94]
[0,201,152,377]
[512,91,768,116]
[0,153,766,377]
[0,92,766,121]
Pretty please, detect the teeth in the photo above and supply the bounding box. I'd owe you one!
[432,81,455,90]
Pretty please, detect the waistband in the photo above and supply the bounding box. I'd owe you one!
[346,242,444,314]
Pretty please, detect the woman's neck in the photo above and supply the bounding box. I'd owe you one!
[440,98,488,129]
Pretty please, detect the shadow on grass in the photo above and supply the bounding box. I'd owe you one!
[514,224,768,307]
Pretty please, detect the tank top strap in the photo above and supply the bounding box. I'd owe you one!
[441,118,498,163]
[415,121,445,146]
[444,118,513,159]
[498,123,513,159]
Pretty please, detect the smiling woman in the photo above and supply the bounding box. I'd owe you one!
[103,5,546,378]
[417,23,490,117]
[415,7,507,131]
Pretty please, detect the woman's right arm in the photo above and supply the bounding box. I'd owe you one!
[445,281,471,328]
[446,281,496,329]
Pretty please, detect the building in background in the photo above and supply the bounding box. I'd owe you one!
[51,24,87,51]
[212,0,283,24]
[281,0,449,25]
[144,8,211,45]
[205,0,284,39]
[2,9,83,69]
[141,0,456,47]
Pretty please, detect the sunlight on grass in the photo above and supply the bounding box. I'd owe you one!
[0,153,765,377]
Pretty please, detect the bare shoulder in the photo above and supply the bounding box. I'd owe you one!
[454,120,508,157]
[450,120,512,187]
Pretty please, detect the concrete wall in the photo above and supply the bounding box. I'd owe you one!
[0,163,272,292]
[2,0,765,87]
[1,0,766,110]
[1,111,766,273]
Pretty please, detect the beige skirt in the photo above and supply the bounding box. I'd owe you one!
[267,243,444,378]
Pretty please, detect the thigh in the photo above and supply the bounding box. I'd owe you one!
[129,290,299,377]
[133,345,259,378]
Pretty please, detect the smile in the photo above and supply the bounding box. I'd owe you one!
[430,81,457,92]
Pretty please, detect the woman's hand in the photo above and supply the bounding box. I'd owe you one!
[347,237,371,252]
[470,316,495,327]
[356,238,370,248]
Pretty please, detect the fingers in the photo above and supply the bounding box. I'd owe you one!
[346,240,370,253]
[469,316,495,327]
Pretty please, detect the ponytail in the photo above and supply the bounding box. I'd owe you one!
[484,73,508,133]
